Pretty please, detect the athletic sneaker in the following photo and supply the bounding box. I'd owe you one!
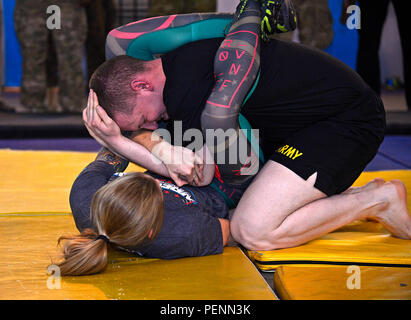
[261,0,297,41]
[233,0,261,21]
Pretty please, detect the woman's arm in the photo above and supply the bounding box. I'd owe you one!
[218,218,231,247]
[201,0,262,185]
[107,132,171,177]
[115,130,216,186]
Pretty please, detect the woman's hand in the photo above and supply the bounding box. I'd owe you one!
[152,141,204,187]
[82,90,122,149]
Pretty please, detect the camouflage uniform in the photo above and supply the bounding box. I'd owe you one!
[14,0,87,112]
[85,0,117,82]
[0,1,7,112]
[274,0,334,50]
[0,0,3,89]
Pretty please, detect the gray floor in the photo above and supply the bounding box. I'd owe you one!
[2,89,410,138]
[380,88,408,111]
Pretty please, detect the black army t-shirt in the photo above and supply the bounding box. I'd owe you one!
[131,172,228,259]
[161,37,371,159]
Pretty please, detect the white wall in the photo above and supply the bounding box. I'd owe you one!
[217,0,237,13]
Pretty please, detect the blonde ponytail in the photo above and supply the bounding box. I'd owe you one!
[53,172,164,276]
[56,229,109,276]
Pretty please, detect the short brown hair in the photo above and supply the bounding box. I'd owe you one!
[89,55,149,117]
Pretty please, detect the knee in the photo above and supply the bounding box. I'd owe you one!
[230,218,275,251]
[230,215,300,251]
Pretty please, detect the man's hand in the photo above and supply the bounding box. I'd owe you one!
[83,90,122,150]
[152,141,205,187]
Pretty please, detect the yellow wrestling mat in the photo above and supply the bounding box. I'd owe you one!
[2,149,411,300]
[244,170,411,299]
[0,150,276,300]
[0,149,144,214]
[274,265,411,300]
[246,170,411,272]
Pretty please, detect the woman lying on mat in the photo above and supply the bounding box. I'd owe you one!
[54,146,250,276]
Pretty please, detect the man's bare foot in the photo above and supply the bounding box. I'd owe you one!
[371,180,411,239]
[343,178,385,195]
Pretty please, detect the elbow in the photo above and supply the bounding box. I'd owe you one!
[218,219,230,247]
[199,167,215,186]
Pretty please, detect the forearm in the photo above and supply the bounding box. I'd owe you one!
[95,146,129,173]
[218,218,239,247]
[226,209,239,246]
[108,134,170,177]
[131,129,163,153]
[131,130,215,186]
[195,144,215,186]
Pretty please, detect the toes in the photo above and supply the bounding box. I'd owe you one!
[388,180,408,203]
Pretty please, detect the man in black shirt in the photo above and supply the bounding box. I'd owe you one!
[83,0,411,254]
[84,36,411,251]
[157,37,411,249]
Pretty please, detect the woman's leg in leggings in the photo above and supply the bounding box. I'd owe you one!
[105,13,233,60]
[201,0,262,185]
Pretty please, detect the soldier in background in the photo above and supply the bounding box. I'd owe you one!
[14,0,88,113]
[0,0,3,91]
[45,35,59,112]
[342,0,410,110]
[275,0,334,50]
[84,0,117,83]
[0,1,8,112]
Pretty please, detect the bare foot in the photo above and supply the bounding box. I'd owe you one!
[372,180,411,239]
[343,178,385,195]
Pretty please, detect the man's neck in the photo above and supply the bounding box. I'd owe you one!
[144,59,166,91]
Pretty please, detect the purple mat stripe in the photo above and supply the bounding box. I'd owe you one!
[0,138,101,152]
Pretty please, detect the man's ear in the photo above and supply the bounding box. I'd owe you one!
[130,80,152,92]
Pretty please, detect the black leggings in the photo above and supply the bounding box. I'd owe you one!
[357,0,411,109]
